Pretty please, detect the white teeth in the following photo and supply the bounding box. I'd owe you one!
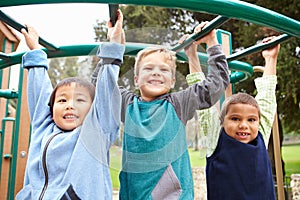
[65,115,76,119]
[150,80,162,84]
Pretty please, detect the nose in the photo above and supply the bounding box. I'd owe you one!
[238,120,248,129]
[151,67,161,76]
[65,100,74,110]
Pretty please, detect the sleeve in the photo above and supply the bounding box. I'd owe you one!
[186,72,222,157]
[93,42,125,141]
[91,43,135,124]
[80,42,125,161]
[173,44,230,124]
[22,49,53,132]
[254,75,277,146]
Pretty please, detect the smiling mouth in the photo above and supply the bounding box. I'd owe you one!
[63,115,78,120]
[236,132,250,137]
[148,80,163,85]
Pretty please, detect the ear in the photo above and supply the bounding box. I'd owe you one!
[134,75,139,87]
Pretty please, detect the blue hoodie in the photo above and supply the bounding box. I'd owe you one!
[16,42,125,200]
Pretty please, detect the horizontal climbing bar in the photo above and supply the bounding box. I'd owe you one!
[171,15,229,52]
[0,89,18,99]
[0,43,253,83]
[0,10,59,51]
[1,0,299,38]
[227,34,292,62]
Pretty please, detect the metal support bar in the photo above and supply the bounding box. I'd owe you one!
[171,16,229,52]
[0,117,15,180]
[227,34,291,62]
[1,0,299,37]
[108,4,119,27]
[0,10,59,51]
[0,53,10,61]
[0,89,18,99]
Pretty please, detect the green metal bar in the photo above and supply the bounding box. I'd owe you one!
[7,65,24,200]
[0,68,2,88]
[0,52,10,61]
[227,34,292,62]
[0,44,97,69]
[0,43,253,83]
[1,0,299,38]
[109,4,119,27]
[0,89,18,99]
[0,11,59,51]
[171,15,229,52]
[0,117,15,182]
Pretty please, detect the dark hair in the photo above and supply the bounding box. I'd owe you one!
[220,93,261,124]
[48,77,95,116]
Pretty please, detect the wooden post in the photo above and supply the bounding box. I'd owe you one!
[272,112,285,200]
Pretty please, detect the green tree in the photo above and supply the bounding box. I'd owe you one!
[48,56,81,87]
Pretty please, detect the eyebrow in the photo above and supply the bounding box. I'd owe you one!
[141,63,170,68]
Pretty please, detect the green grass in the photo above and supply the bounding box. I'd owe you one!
[109,145,300,189]
[188,147,206,167]
[109,146,122,189]
[282,144,300,176]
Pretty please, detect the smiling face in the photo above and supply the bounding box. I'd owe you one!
[134,49,176,101]
[52,82,93,131]
[222,103,260,143]
[220,93,261,144]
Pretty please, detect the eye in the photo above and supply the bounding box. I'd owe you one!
[57,98,66,103]
[77,98,86,102]
[248,118,257,122]
[231,117,239,121]
[161,68,170,72]
[143,66,152,71]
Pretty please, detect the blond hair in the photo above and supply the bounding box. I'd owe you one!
[134,47,177,77]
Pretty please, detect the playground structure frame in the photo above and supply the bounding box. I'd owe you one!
[0,1,299,199]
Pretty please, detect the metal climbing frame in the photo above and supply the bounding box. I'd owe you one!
[0,1,299,200]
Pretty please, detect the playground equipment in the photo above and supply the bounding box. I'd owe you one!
[0,1,299,200]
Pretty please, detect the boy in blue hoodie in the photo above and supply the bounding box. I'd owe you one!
[16,10,125,200]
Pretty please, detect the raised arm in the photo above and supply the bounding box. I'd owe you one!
[21,25,53,131]
[85,10,125,147]
[262,36,280,76]
[255,36,280,145]
[183,22,224,156]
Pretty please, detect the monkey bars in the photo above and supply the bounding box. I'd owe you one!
[0,2,299,199]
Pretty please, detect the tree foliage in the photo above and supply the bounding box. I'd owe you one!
[48,57,81,86]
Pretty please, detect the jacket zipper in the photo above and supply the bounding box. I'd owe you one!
[38,132,62,200]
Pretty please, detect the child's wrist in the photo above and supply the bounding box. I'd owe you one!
[206,39,218,48]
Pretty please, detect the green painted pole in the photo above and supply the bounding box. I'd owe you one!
[171,15,229,52]
[0,90,18,99]
[1,0,299,37]
[227,34,291,62]
[0,11,59,51]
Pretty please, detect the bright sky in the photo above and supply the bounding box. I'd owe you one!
[2,3,109,48]
[2,3,109,89]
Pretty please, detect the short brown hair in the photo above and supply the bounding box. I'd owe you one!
[134,47,177,77]
[48,77,95,116]
[220,93,261,124]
